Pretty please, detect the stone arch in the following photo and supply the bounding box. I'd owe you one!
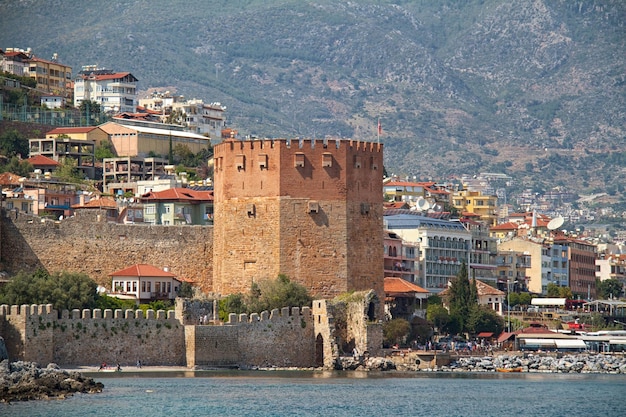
[315,333,324,367]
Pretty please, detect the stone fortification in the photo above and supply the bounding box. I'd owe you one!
[213,138,384,305]
[0,304,185,367]
[187,307,315,368]
[0,210,213,292]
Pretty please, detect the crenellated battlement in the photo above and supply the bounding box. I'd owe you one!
[0,304,178,321]
[221,138,382,153]
[226,306,312,324]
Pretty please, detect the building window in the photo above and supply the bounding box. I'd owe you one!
[294,153,305,168]
[142,281,146,292]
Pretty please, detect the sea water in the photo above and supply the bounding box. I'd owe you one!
[2,370,625,417]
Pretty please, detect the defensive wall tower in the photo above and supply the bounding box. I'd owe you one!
[213,138,384,304]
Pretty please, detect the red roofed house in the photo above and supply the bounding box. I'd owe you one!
[140,187,214,225]
[27,154,60,174]
[109,264,182,303]
[440,279,505,315]
[45,126,109,146]
[384,277,430,320]
[74,67,138,113]
[71,196,118,221]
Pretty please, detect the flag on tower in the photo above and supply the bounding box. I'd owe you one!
[377,119,382,135]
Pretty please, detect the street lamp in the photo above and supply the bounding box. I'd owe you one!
[507,279,518,333]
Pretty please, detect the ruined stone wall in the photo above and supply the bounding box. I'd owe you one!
[0,209,213,292]
[0,304,185,366]
[234,307,315,368]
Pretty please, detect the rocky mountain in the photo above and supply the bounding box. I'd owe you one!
[1,0,624,201]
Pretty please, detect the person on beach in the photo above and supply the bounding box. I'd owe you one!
[116,363,122,372]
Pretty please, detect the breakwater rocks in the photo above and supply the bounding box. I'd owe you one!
[0,361,104,402]
[436,354,626,374]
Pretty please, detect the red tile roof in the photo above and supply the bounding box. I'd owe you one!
[47,127,98,135]
[71,197,117,210]
[0,172,24,186]
[109,264,177,278]
[79,72,135,81]
[439,279,504,296]
[384,277,429,294]
[141,188,213,202]
[27,155,60,166]
[490,221,519,231]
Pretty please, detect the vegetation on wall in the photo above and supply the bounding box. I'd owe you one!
[218,274,312,320]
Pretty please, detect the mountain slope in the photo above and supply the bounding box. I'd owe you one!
[1,0,624,198]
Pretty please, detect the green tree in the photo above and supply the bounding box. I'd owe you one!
[0,269,98,311]
[219,293,246,321]
[1,156,33,177]
[558,286,573,299]
[0,129,29,158]
[177,282,194,298]
[447,262,475,332]
[518,292,533,306]
[245,274,312,313]
[546,283,561,297]
[55,157,83,183]
[95,141,116,160]
[383,318,411,346]
[596,278,624,299]
[467,305,505,335]
[78,99,102,115]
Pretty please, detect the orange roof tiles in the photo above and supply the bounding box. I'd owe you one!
[47,127,98,135]
[109,264,177,278]
[0,172,24,186]
[384,277,429,294]
[71,197,117,210]
[27,155,60,166]
[141,188,213,202]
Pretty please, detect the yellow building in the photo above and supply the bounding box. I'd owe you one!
[45,126,109,147]
[27,54,73,100]
[99,120,210,158]
[452,190,498,226]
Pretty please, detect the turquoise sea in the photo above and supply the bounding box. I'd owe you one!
[2,370,625,417]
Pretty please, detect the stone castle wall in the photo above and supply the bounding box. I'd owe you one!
[1,304,324,368]
[0,209,214,292]
[0,304,185,366]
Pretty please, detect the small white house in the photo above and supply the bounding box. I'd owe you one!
[40,94,66,109]
[109,264,181,303]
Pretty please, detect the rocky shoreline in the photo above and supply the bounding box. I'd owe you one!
[336,353,626,374]
[0,360,104,403]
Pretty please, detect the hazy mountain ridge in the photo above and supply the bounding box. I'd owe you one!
[1,0,624,199]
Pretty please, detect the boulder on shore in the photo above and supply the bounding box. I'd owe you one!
[0,360,104,402]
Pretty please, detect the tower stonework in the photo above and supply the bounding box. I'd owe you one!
[213,138,383,302]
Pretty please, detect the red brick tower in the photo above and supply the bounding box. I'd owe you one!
[212,138,383,302]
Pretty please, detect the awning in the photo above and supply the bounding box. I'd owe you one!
[520,338,556,347]
[477,332,494,338]
[531,298,566,306]
[497,332,515,343]
[554,339,587,349]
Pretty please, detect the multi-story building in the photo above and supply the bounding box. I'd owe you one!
[140,187,213,226]
[462,217,499,287]
[74,67,138,113]
[102,156,169,195]
[29,136,96,179]
[596,254,626,295]
[384,231,418,283]
[212,138,384,305]
[495,250,531,292]
[498,238,551,295]
[452,189,498,226]
[383,210,472,293]
[26,53,73,100]
[1,48,30,76]
[99,119,210,158]
[553,236,597,299]
[138,93,227,142]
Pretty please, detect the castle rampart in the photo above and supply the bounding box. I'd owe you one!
[0,303,337,369]
[0,210,214,292]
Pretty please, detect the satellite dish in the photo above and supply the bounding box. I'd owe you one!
[416,198,430,211]
[547,216,565,230]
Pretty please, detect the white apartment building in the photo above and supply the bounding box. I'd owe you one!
[74,66,138,113]
[383,210,472,293]
[139,93,226,142]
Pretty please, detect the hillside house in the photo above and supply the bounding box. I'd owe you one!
[109,264,182,303]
